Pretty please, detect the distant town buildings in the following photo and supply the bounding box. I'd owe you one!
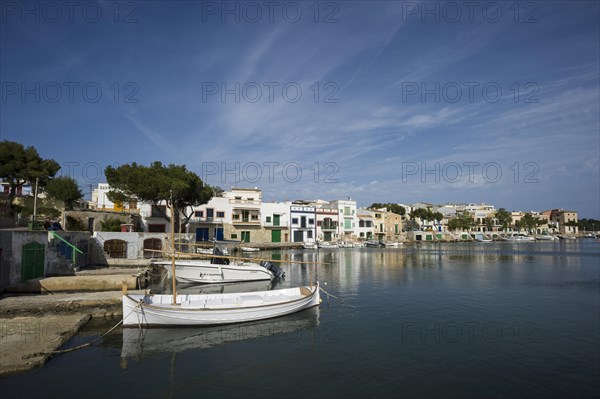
[75,184,585,241]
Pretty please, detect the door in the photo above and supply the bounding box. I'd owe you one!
[271,230,281,243]
[215,228,224,241]
[21,242,45,281]
[324,231,332,241]
[241,231,250,243]
[273,215,280,226]
[293,230,304,242]
[196,227,209,241]
[301,216,306,228]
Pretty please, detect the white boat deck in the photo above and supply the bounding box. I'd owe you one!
[144,287,307,309]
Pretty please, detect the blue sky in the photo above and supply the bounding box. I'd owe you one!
[1,1,599,217]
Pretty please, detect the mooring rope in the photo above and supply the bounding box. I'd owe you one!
[22,300,144,360]
[319,285,343,303]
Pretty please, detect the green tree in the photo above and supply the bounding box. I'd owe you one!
[99,217,124,232]
[495,208,512,230]
[46,176,83,210]
[448,211,475,231]
[485,216,495,231]
[0,140,60,201]
[66,215,86,231]
[105,162,213,232]
[368,203,406,216]
[521,213,543,233]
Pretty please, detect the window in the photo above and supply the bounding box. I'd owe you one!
[216,211,225,218]
[206,208,214,218]
[266,216,272,223]
[148,224,166,233]
[307,231,313,239]
[231,233,238,239]
[151,205,166,217]
[292,218,298,224]
[194,211,203,217]
[309,218,314,225]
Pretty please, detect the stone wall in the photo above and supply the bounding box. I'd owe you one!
[0,230,93,291]
[92,232,195,261]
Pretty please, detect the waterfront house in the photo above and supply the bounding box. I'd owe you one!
[290,202,316,242]
[315,206,339,242]
[356,208,375,241]
[548,209,579,235]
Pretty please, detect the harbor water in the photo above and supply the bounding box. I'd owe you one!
[1,241,598,398]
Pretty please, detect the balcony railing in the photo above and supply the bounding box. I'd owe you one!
[229,199,261,205]
[321,224,337,230]
[190,217,225,223]
[264,221,289,228]
[232,218,260,224]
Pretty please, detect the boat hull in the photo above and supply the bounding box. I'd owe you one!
[122,284,321,327]
[157,261,273,284]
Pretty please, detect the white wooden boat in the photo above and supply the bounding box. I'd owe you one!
[240,246,260,252]
[503,233,535,242]
[302,239,317,249]
[196,247,228,255]
[154,259,278,284]
[535,234,557,241]
[176,279,273,295]
[380,241,402,247]
[365,240,381,248]
[318,241,338,249]
[122,283,321,327]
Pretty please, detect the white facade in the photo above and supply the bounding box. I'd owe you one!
[290,205,316,242]
[315,206,339,242]
[356,208,375,240]
[330,199,358,240]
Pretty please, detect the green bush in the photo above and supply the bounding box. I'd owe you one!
[99,217,125,232]
[66,215,86,231]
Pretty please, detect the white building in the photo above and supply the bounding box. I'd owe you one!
[290,202,316,242]
[356,208,375,240]
[330,198,358,240]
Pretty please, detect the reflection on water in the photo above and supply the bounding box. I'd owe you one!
[1,241,598,399]
[121,307,320,361]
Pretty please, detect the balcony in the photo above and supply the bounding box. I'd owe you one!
[190,217,225,224]
[229,199,261,206]
[232,217,260,225]
[264,220,289,228]
[322,224,338,230]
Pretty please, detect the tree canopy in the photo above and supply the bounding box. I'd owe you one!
[105,162,213,231]
[447,211,476,231]
[369,203,406,216]
[520,213,544,233]
[495,208,512,230]
[0,140,60,200]
[46,176,83,210]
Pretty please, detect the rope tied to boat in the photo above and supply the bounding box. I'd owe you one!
[319,285,343,304]
[22,300,144,360]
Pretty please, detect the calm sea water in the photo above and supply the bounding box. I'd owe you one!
[1,241,599,398]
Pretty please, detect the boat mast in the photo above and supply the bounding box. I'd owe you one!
[170,190,177,304]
